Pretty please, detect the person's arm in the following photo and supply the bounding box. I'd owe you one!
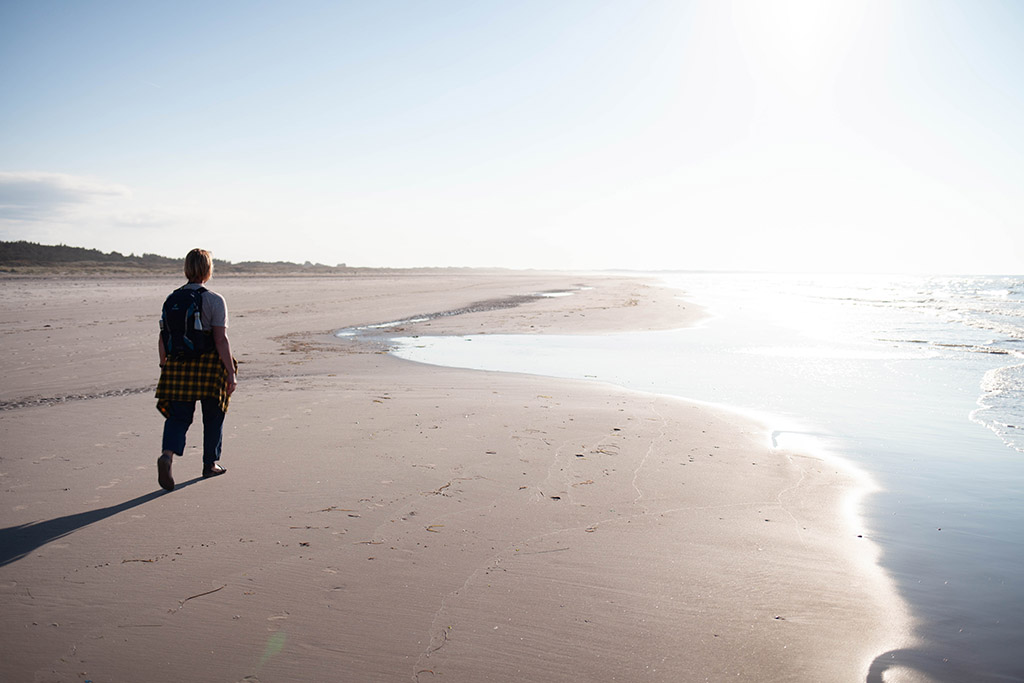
[212,326,237,396]
[158,333,167,366]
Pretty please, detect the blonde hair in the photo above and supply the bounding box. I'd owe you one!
[184,248,213,283]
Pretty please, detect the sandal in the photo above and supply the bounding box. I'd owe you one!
[202,464,227,478]
[158,455,175,491]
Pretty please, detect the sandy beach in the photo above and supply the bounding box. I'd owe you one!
[1,271,911,682]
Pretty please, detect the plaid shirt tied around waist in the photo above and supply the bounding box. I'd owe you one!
[156,350,237,417]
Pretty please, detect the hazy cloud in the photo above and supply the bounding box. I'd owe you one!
[110,209,185,229]
[0,171,131,221]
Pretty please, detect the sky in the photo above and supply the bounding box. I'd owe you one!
[1,0,1022,273]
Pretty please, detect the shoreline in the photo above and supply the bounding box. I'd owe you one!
[385,318,919,681]
[0,271,911,681]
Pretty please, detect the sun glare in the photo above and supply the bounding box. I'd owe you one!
[731,0,870,99]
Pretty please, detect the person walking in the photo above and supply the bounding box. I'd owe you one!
[155,248,238,491]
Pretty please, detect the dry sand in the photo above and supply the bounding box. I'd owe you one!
[0,271,912,682]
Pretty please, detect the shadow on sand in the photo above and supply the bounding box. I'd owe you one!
[0,478,201,567]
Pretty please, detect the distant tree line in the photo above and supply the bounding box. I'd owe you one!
[0,240,180,266]
[0,240,351,274]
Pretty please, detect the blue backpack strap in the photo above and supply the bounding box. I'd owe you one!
[192,285,207,321]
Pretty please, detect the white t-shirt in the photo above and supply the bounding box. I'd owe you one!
[181,283,228,330]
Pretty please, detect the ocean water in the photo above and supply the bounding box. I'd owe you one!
[379,273,1024,682]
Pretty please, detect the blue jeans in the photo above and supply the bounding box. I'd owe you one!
[161,399,224,465]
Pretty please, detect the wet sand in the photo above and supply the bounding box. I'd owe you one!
[0,271,912,681]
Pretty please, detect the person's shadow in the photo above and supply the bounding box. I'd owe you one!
[0,478,201,567]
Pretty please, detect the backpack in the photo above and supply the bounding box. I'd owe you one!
[160,286,214,359]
